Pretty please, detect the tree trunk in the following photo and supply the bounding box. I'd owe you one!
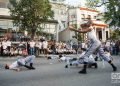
[31,28,36,40]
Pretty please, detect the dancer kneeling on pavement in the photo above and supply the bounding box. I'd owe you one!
[59,48,97,68]
[4,53,36,71]
[69,20,117,74]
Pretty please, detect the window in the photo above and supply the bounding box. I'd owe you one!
[81,14,85,19]
[87,15,91,19]
[94,16,97,19]
[71,15,76,19]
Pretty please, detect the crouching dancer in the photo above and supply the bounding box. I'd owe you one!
[69,20,117,74]
[5,55,36,71]
[63,48,97,68]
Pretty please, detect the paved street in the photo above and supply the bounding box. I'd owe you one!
[0,55,120,86]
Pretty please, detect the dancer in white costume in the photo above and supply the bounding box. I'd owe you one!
[59,48,97,68]
[69,20,117,74]
[5,55,35,71]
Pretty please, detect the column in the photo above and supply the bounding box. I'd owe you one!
[107,27,110,39]
[102,28,106,42]
[55,24,59,42]
[101,28,104,42]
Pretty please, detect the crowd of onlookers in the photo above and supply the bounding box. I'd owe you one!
[0,38,120,57]
[103,40,120,55]
[0,38,76,57]
[80,40,120,56]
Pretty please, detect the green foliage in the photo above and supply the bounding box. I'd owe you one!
[86,0,120,28]
[9,0,54,39]
[103,0,120,27]
[110,29,120,40]
[85,0,100,9]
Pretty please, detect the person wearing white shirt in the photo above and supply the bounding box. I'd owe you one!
[62,48,97,68]
[5,55,36,71]
[38,41,42,54]
[69,20,117,74]
[6,40,11,56]
[29,40,35,55]
[6,40,11,51]
[42,40,48,54]
[35,41,39,56]
[2,40,8,55]
[2,40,7,50]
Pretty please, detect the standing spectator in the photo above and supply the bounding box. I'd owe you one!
[42,40,48,58]
[111,40,116,55]
[2,39,8,55]
[115,40,120,55]
[27,41,30,55]
[38,40,42,55]
[35,41,39,56]
[51,40,56,54]
[29,40,35,55]
[105,40,111,52]
[71,36,78,54]
[7,39,11,55]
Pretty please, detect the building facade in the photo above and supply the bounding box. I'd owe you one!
[59,7,110,42]
[0,0,59,41]
[0,0,109,42]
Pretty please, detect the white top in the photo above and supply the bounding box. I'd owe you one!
[9,61,19,69]
[42,41,48,49]
[38,42,42,49]
[105,41,110,47]
[7,41,11,46]
[9,55,35,69]
[81,42,87,49]
[2,41,7,49]
[60,56,67,61]
[87,26,101,44]
[35,42,39,47]
[30,41,35,48]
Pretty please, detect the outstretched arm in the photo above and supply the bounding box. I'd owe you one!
[69,26,92,33]
[9,68,20,71]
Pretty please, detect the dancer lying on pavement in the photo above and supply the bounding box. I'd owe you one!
[59,48,97,68]
[5,53,35,71]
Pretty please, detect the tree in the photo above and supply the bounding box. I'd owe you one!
[9,0,54,39]
[85,0,100,9]
[85,0,120,28]
[103,0,120,28]
[110,29,120,40]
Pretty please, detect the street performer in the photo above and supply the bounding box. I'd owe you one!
[69,20,117,74]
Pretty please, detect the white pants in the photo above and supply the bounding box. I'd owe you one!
[82,42,111,63]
